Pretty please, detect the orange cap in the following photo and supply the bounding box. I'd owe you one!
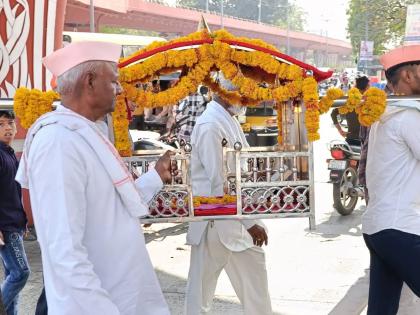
[380,45,420,71]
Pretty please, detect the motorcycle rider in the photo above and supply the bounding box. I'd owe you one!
[331,75,370,146]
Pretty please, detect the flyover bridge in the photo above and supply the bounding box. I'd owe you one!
[65,0,353,68]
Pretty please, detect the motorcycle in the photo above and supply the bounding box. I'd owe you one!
[130,116,190,151]
[327,140,365,215]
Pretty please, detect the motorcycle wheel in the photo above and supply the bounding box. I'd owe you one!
[333,167,359,216]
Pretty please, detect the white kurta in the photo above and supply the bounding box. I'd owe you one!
[187,101,264,251]
[185,101,272,315]
[363,101,420,235]
[16,106,169,315]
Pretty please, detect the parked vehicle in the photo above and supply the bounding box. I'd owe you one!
[327,140,364,215]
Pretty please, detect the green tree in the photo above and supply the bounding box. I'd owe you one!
[347,0,418,56]
[176,0,306,31]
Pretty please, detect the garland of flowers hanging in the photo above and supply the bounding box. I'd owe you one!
[13,88,59,129]
[119,29,281,67]
[112,96,132,157]
[318,88,344,114]
[339,87,363,115]
[319,86,387,127]
[117,29,328,147]
[119,39,307,109]
[356,87,387,126]
[302,77,320,141]
[12,87,132,157]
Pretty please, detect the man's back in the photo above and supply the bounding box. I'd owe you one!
[363,105,420,236]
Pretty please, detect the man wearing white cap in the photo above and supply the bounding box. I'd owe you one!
[362,45,420,314]
[15,41,171,315]
[184,74,272,315]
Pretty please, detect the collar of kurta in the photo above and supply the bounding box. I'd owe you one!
[207,100,233,120]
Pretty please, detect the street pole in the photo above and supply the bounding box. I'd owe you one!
[325,29,329,67]
[89,0,95,32]
[258,0,262,23]
[286,0,290,55]
[206,0,209,12]
[364,0,369,74]
[325,19,329,67]
[221,0,224,28]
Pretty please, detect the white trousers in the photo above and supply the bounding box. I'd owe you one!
[184,225,272,315]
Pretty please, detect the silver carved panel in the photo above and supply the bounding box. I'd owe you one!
[241,185,310,214]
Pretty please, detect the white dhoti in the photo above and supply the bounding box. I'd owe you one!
[185,225,272,315]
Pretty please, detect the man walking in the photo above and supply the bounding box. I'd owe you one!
[362,44,420,314]
[184,75,272,315]
[16,41,172,315]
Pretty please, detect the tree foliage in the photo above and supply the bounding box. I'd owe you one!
[347,0,418,56]
[176,0,306,31]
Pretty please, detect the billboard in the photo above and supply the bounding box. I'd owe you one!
[359,41,374,61]
[405,4,420,44]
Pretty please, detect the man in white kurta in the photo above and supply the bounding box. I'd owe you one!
[15,41,170,315]
[362,45,420,314]
[184,92,272,314]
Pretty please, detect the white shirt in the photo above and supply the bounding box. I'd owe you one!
[16,106,170,315]
[186,101,264,251]
[363,101,420,235]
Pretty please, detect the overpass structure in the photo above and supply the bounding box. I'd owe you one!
[65,0,353,68]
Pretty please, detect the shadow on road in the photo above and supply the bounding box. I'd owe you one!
[327,268,369,315]
[144,223,188,244]
[306,206,366,239]
[157,267,284,315]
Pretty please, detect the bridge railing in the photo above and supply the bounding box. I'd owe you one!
[142,0,275,27]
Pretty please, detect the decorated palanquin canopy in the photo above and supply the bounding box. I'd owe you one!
[13,28,387,157]
[113,28,332,155]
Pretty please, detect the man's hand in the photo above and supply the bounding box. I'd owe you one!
[155,150,177,184]
[247,224,268,247]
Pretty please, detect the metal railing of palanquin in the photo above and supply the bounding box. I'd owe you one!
[124,100,316,229]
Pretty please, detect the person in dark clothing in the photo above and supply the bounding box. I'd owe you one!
[0,110,30,315]
[331,76,370,146]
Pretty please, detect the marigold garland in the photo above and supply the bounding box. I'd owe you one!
[357,87,387,126]
[193,195,237,207]
[112,97,132,157]
[120,37,305,109]
[131,60,214,109]
[119,29,281,66]
[302,77,320,141]
[202,76,258,106]
[13,88,59,129]
[318,88,344,114]
[339,87,363,115]
[13,87,131,157]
